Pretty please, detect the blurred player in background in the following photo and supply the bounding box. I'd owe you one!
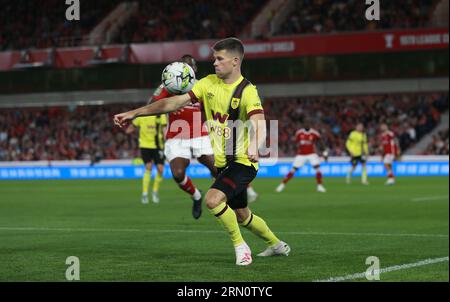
[126,115,167,204]
[380,123,401,185]
[345,122,369,185]
[276,119,328,193]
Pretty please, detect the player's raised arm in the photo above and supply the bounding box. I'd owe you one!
[113,93,192,128]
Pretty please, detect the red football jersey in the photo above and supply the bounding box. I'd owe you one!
[381,130,398,155]
[152,85,209,139]
[295,128,320,155]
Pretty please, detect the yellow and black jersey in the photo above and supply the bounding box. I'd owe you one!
[189,74,264,169]
[132,115,167,149]
[346,130,369,157]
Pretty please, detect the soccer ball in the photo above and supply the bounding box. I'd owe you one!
[161,62,196,95]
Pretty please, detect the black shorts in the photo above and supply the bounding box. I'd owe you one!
[211,162,257,210]
[140,148,165,165]
[351,156,366,166]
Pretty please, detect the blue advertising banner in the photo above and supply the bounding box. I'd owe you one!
[0,161,448,180]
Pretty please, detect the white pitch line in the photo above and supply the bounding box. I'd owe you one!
[283,231,448,238]
[314,256,449,282]
[411,195,449,202]
[0,227,447,238]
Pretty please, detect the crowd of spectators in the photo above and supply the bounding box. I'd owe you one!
[276,0,438,36]
[423,129,449,155]
[0,0,266,51]
[114,0,267,44]
[0,93,448,162]
[0,103,140,161]
[0,0,122,51]
[263,92,448,157]
[1,0,441,51]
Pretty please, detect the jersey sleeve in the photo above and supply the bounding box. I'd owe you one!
[132,117,140,127]
[189,76,209,104]
[152,85,170,102]
[243,85,264,117]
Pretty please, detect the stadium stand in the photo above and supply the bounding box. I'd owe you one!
[0,2,447,161]
[2,0,442,50]
[0,0,122,50]
[423,128,449,155]
[263,92,449,157]
[0,104,138,161]
[276,0,439,36]
[0,0,268,51]
[113,0,268,44]
[0,92,448,161]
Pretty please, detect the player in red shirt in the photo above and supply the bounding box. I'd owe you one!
[276,121,328,193]
[380,123,401,185]
[152,55,258,219]
[150,55,216,219]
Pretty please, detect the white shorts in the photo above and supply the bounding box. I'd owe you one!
[383,154,395,165]
[164,136,214,162]
[293,154,321,168]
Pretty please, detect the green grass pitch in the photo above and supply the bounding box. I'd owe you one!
[0,176,448,282]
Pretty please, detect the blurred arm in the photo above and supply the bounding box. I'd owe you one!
[114,93,192,128]
[134,94,191,117]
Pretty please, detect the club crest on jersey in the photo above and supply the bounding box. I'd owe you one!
[206,92,214,101]
[231,98,240,109]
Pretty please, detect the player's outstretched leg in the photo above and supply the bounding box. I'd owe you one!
[170,158,203,219]
[314,166,326,193]
[236,208,290,257]
[206,189,251,266]
[276,167,298,192]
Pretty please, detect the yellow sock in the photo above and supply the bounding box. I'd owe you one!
[210,203,244,247]
[241,213,280,247]
[362,167,368,183]
[143,170,151,194]
[152,173,163,193]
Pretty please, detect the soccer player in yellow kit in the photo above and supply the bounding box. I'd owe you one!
[345,122,369,185]
[114,37,290,266]
[126,115,167,203]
